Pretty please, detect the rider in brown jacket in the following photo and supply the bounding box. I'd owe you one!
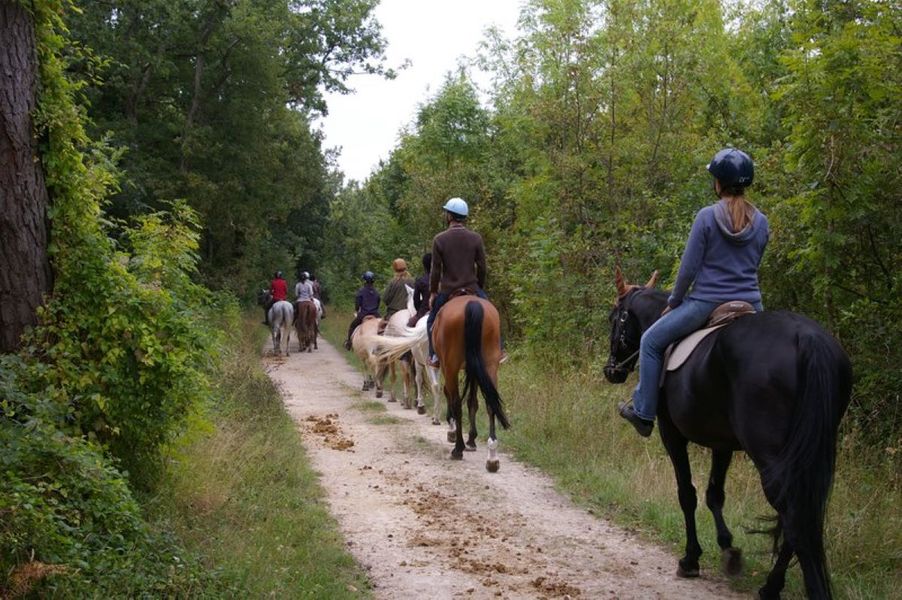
[427,197,505,366]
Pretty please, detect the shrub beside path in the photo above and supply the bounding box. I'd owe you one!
[266,339,743,599]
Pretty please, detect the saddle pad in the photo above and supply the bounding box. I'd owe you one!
[665,324,727,372]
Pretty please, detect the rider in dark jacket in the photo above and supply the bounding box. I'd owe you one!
[427,198,506,366]
[344,271,381,350]
[408,253,431,327]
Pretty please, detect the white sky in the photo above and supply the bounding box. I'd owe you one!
[317,0,523,183]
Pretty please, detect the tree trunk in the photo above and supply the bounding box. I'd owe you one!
[0,2,52,353]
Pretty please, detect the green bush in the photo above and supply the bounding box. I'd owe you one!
[0,357,216,598]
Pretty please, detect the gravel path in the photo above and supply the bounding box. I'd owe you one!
[265,339,744,599]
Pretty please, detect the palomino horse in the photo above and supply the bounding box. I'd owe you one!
[294,300,318,352]
[433,295,509,472]
[604,270,851,599]
[365,318,444,425]
[268,300,294,356]
[350,316,386,397]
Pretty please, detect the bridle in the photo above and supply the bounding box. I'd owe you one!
[606,293,641,374]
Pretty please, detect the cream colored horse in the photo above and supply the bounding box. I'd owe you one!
[350,316,384,396]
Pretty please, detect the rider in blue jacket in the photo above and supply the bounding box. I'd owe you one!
[620,149,769,437]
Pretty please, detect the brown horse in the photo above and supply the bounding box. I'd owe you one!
[294,300,318,353]
[432,295,509,472]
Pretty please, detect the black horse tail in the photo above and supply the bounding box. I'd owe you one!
[462,300,510,429]
[764,329,851,599]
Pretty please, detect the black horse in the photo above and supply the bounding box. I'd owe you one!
[603,271,851,600]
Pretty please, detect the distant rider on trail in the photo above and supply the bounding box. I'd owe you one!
[344,271,381,350]
[407,252,431,327]
[263,270,288,326]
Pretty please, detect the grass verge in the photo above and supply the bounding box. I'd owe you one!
[323,306,900,599]
[147,313,370,598]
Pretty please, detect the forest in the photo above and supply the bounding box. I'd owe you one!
[1,0,899,596]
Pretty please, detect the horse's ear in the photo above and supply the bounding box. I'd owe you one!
[645,270,659,289]
[615,265,628,297]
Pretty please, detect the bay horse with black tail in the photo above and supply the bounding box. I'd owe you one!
[433,295,509,472]
[294,300,318,352]
[604,271,851,600]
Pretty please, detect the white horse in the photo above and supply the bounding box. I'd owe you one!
[380,286,418,407]
[269,300,294,355]
[362,305,445,426]
[312,298,324,323]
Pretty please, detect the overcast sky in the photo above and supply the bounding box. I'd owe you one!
[316,0,523,183]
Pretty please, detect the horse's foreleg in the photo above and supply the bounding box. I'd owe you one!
[413,361,426,413]
[430,367,444,426]
[707,449,742,576]
[661,421,702,578]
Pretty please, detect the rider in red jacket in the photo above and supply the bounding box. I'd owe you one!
[263,271,288,325]
[271,271,288,301]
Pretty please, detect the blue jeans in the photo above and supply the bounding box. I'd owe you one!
[427,288,489,357]
[631,297,763,421]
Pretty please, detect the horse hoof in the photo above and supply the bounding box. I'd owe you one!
[486,460,500,473]
[417,406,426,415]
[465,442,477,451]
[722,547,743,577]
[757,586,781,600]
[447,431,456,443]
[676,563,700,578]
[376,391,383,399]
[432,418,440,425]
[450,450,464,460]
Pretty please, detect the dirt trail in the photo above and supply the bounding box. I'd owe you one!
[266,339,744,599]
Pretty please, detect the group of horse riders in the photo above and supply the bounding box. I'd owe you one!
[262,148,852,598]
[262,270,323,326]
[269,148,766,441]
[342,196,507,367]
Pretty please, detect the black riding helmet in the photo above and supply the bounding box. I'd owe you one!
[362,271,375,283]
[707,148,754,188]
[274,270,283,279]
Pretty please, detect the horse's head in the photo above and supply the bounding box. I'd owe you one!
[258,289,272,307]
[603,268,664,384]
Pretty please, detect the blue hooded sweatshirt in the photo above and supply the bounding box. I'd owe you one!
[668,199,769,309]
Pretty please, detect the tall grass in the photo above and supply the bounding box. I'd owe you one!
[147,315,370,598]
[323,306,900,599]
[499,360,901,599]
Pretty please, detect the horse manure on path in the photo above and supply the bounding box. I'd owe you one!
[303,414,355,451]
[265,338,743,600]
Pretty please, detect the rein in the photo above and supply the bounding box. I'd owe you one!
[609,348,639,372]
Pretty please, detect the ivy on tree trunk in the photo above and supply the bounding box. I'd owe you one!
[0,1,52,353]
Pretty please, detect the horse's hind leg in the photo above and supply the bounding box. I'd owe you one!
[661,421,702,578]
[465,383,478,450]
[707,449,742,576]
[445,378,465,459]
[759,531,793,600]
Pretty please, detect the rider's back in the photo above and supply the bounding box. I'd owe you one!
[431,225,485,294]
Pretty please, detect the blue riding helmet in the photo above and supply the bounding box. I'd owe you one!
[442,197,468,218]
[707,148,754,188]
[362,271,375,283]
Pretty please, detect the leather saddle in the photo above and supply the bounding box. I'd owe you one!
[663,301,756,376]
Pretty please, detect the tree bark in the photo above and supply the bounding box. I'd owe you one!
[0,2,52,353]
